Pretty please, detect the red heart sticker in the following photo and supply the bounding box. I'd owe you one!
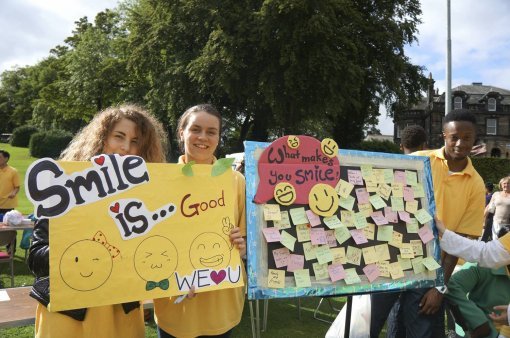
[210,270,226,285]
[94,156,105,165]
[110,202,120,213]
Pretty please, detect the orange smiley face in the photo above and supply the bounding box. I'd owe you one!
[287,136,300,149]
[321,138,339,158]
[274,182,297,206]
[308,183,339,217]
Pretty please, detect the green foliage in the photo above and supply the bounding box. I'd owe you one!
[471,157,510,185]
[349,139,402,154]
[29,130,73,159]
[10,125,39,147]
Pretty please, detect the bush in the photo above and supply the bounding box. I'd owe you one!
[29,130,73,159]
[10,125,39,147]
[472,157,510,187]
[350,139,402,154]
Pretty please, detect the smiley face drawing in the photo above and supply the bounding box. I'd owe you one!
[287,135,300,149]
[134,236,178,290]
[321,138,339,158]
[189,232,231,269]
[274,182,297,206]
[60,240,113,291]
[309,183,339,217]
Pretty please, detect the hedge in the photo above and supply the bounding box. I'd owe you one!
[29,130,73,159]
[10,125,39,147]
[472,157,510,187]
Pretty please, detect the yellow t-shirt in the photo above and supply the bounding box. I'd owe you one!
[413,148,485,237]
[34,303,144,338]
[0,165,20,209]
[154,157,246,337]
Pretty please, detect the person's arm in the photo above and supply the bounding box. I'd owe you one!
[489,305,509,326]
[28,219,50,277]
[8,186,20,199]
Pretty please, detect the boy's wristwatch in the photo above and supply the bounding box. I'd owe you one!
[435,285,448,294]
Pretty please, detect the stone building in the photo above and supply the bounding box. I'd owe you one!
[394,74,510,158]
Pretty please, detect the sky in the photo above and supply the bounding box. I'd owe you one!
[1,0,509,135]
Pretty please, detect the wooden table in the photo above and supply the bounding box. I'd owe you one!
[0,286,36,328]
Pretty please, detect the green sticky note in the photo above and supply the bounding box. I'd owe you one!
[405,170,418,186]
[315,245,333,264]
[391,196,405,212]
[312,262,330,281]
[339,195,356,211]
[397,255,413,270]
[280,230,297,251]
[406,218,419,233]
[360,164,373,179]
[211,158,235,176]
[412,256,425,274]
[181,161,195,176]
[353,212,368,229]
[346,246,362,265]
[422,256,441,271]
[303,242,317,261]
[415,209,433,224]
[274,211,291,229]
[413,185,425,198]
[369,195,387,210]
[383,169,394,184]
[377,225,393,242]
[344,268,361,285]
[290,207,308,225]
[323,215,343,229]
[334,226,352,245]
[294,269,312,287]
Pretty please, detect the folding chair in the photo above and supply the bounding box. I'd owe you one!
[313,296,342,323]
[0,230,17,287]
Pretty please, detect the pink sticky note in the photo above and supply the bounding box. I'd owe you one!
[326,230,338,248]
[350,229,368,244]
[398,211,411,223]
[287,254,305,272]
[273,247,290,268]
[310,228,328,245]
[418,226,434,244]
[394,171,407,185]
[384,207,398,223]
[348,170,364,185]
[262,227,281,242]
[306,210,322,227]
[355,188,370,204]
[403,187,415,202]
[328,263,346,282]
[371,211,388,225]
[363,264,380,283]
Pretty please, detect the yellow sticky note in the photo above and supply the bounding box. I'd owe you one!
[323,215,343,229]
[370,194,387,210]
[312,262,330,281]
[389,262,405,279]
[391,182,404,198]
[405,170,418,186]
[377,183,392,200]
[335,179,354,198]
[405,200,418,214]
[377,225,393,242]
[362,246,378,265]
[360,164,373,179]
[346,246,362,265]
[296,224,311,242]
[413,185,425,198]
[274,211,291,229]
[344,268,361,285]
[315,245,333,265]
[390,196,405,212]
[268,269,285,288]
[302,242,317,261]
[400,243,415,259]
[415,209,433,224]
[397,255,413,270]
[362,223,376,240]
[264,204,282,221]
[334,226,352,245]
[366,181,378,193]
[358,203,373,217]
[340,210,354,227]
[377,261,390,277]
[410,239,424,256]
[373,169,385,184]
[353,212,368,229]
[422,256,441,271]
[389,231,403,248]
[339,195,356,211]
[280,230,297,251]
[290,207,309,225]
[411,256,425,274]
[331,247,347,264]
[294,269,312,287]
[374,244,391,262]
[406,218,419,233]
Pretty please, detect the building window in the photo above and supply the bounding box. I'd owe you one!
[488,98,496,111]
[454,96,462,110]
[487,118,497,135]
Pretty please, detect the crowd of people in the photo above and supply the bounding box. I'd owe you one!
[2,103,509,337]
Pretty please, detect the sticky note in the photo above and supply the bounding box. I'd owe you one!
[391,197,405,211]
[355,188,370,204]
[313,262,330,281]
[400,243,415,259]
[358,203,373,217]
[397,255,413,270]
[389,231,403,248]
[384,207,398,223]
[403,187,415,202]
[372,169,385,184]
[371,211,388,225]
[363,223,376,240]
[398,211,411,223]
[328,263,346,282]
[377,261,390,277]
[394,171,406,185]
[347,169,364,185]
[406,218,419,233]
[294,269,312,287]
[354,212,368,229]
[362,246,378,265]
[391,182,404,198]
[268,269,285,288]
[331,247,347,264]
[264,204,282,221]
[410,240,424,256]
[366,181,378,193]
[339,195,356,211]
[413,185,425,198]
[411,256,425,274]
[418,226,434,244]
[274,211,291,229]
[360,164,373,179]
[335,179,354,198]
[341,210,354,227]
[405,170,418,186]
[290,207,309,225]
[296,224,311,242]
[287,254,305,272]
[370,194,387,210]
[344,268,361,284]
[377,183,392,200]
[273,247,291,268]
[302,242,317,261]
[377,225,393,242]
[415,209,433,224]
[310,227,328,245]
[325,230,338,248]
[383,169,394,184]
[405,200,418,214]
[334,226,352,245]
[323,215,343,229]
[389,262,405,279]
[262,227,282,242]
[306,210,322,227]
[363,264,380,283]
[422,256,441,271]
[374,244,391,262]
[315,245,333,265]
[346,246,362,265]
[280,230,297,251]
[350,229,368,245]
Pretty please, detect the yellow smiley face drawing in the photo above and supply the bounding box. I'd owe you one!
[287,135,300,149]
[189,232,231,269]
[134,236,178,282]
[308,183,339,217]
[60,240,113,291]
[321,138,339,158]
[274,182,297,206]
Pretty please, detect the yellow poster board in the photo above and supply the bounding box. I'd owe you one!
[25,155,243,311]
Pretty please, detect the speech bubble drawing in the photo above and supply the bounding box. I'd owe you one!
[253,135,340,205]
